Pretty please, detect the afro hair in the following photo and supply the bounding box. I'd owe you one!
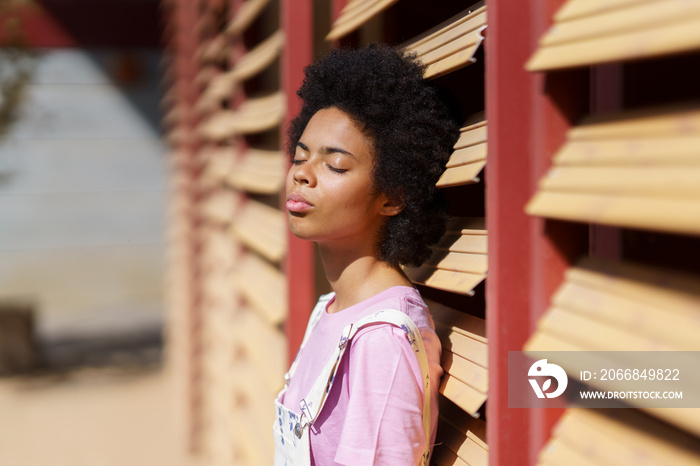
[288,43,460,267]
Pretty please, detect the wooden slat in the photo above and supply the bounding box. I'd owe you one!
[439,396,487,450]
[229,200,286,263]
[326,0,401,42]
[199,190,240,225]
[226,0,272,36]
[226,149,286,194]
[527,0,700,70]
[441,349,487,394]
[231,30,284,81]
[526,104,700,235]
[431,443,470,466]
[406,217,486,295]
[163,102,186,128]
[554,0,655,22]
[403,3,487,79]
[538,408,700,466]
[165,125,194,147]
[195,66,218,88]
[231,252,287,325]
[538,438,598,466]
[199,92,286,141]
[438,116,487,188]
[428,299,486,344]
[434,321,487,369]
[200,147,236,186]
[196,73,238,115]
[198,34,228,64]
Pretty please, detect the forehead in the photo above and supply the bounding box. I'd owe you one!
[300,107,375,157]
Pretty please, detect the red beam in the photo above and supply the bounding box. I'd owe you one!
[486,0,586,464]
[282,0,314,365]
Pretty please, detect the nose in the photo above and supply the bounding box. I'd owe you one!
[292,161,315,186]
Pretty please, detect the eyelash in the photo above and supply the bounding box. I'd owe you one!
[291,159,347,174]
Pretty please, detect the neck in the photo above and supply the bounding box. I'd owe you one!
[318,241,412,314]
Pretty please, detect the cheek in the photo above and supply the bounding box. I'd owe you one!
[285,166,295,191]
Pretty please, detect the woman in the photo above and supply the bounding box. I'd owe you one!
[274,44,459,465]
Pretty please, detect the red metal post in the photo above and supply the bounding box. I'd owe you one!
[486,0,586,464]
[282,0,315,364]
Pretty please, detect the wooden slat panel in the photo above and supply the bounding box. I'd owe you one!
[231,252,287,325]
[438,117,487,188]
[403,4,487,79]
[229,200,286,263]
[195,31,282,115]
[199,92,286,141]
[406,217,487,295]
[430,298,488,408]
[527,0,700,70]
[326,0,400,42]
[231,307,287,393]
[525,258,700,436]
[226,0,272,36]
[226,149,286,194]
[538,408,700,466]
[526,105,700,235]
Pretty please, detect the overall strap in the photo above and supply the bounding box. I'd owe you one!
[284,293,333,384]
[293,309,432,466]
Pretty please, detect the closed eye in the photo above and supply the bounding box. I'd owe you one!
[327,164,347,174]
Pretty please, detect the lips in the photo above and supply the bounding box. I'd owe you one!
[286,192,313,213]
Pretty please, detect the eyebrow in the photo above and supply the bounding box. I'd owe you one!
[297,141,356,159]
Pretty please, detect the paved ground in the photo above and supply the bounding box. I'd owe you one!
[0,365,205,466]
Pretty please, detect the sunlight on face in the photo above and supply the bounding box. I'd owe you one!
[285,107,395,252]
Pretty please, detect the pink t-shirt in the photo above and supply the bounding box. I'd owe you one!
[281,286,443,465]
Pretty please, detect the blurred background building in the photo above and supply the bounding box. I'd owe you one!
[2,0,700,465]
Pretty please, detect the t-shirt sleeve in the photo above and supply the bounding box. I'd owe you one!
[334,324,427,465]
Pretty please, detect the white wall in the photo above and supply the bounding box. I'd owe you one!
[0,48,167,340]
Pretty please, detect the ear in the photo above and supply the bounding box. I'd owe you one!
[378,196,404,217]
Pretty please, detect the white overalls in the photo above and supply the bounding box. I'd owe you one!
[273,295,432,466]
